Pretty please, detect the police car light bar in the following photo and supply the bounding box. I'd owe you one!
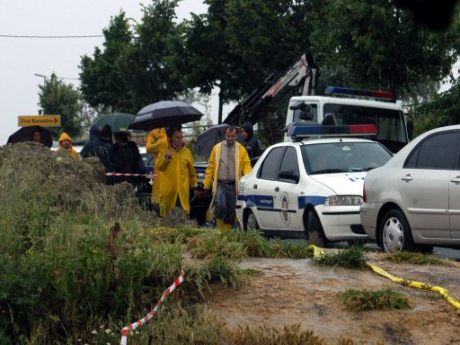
[325,86,394,101]
[287,124,378,139]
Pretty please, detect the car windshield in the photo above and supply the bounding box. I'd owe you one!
[301,142,392,175]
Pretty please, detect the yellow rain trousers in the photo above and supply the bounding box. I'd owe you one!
[155,145,198,217]
[146,128,168,204]
[58,132,80,160]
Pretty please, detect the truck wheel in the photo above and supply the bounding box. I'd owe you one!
[379,209,414,252]
[306,211,327,247]
[245,210,259,231]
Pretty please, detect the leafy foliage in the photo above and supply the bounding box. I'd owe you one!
[38,73,84,137]
[413,81,460,135]
[80,11,135,112]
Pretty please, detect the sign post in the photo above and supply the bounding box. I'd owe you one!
[18,115,61,127]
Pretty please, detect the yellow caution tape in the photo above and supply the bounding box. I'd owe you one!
[308,244,326,257]
[308,245,460,310]
[366,262,460,310]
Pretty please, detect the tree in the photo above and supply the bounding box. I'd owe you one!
[80,11,135,112]
[80,2,186,113]
[38,74,84,137]
[310,0,460,98]
[124,0,185,111]
[413,81,460,135]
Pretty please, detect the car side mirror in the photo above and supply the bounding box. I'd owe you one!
[279,170,299,183]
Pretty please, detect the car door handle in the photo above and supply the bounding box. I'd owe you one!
[450,176,460,184]
[274,186,280,192]
[253,184,257,189]
[401,174,413,182]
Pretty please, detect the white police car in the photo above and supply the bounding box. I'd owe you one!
[236,124,392,246]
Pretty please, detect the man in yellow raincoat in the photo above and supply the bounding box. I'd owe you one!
[58,132,80,160]
[155,127,198,217]
[146,128,168,214]
[203,126,252,232]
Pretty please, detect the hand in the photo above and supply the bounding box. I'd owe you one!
[164,150,172,160]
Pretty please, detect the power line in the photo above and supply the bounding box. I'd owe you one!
[0,33,103,39]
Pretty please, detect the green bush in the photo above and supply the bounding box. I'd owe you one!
[341,288,411,312]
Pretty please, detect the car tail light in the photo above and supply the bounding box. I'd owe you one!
[363,183,367,203]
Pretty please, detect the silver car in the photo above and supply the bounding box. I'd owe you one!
[361,124,460,252]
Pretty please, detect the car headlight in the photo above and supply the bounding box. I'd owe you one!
[324,195,363,206]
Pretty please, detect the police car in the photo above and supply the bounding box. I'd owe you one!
[236,124,392,246]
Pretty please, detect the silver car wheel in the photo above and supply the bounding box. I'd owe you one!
[246,212,259,230]
[382,216,404,252]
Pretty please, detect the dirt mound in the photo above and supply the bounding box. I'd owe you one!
[207,253,460,345]
[0,143,140,218]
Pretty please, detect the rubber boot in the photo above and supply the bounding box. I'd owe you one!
[216,219,232,234]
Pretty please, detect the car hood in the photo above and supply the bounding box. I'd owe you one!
[309,172,366,195]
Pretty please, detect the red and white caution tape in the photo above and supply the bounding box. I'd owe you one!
[120,269,185,345]
[106,172,151,177]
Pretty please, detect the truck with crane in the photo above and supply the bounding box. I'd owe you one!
[223,52,409,153]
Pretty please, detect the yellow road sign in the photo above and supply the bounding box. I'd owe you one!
[18,115,61,127]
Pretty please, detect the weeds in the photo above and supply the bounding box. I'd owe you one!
[147,226,205,244]
[384,251,453,266]
[341,288,411,312]
[313,245,367,269]
[183,257,245,302]
[228,230,272,257]
[187,232,247,260]
[124,306,357,345]
[269,238,314,259]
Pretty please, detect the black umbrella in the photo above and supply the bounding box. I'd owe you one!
[92,113,135,132]
[128,100,203,131]
[196,124,242,157]
[7,126,53,147]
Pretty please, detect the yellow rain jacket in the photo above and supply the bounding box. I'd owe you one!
[203,141,252,220]
[156,144,198,217]
[146,128,168,204]
[58,132,80,160]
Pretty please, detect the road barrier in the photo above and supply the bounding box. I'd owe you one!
[308,245,460,311]
[120,269,185,345]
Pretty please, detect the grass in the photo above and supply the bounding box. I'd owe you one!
[313,245,367,269]
[186,229,314,260]
[268,238,314,259]
[187,232,247,260]
[384,251,453,266]
[341,288,411,312]
[117,306,360,345]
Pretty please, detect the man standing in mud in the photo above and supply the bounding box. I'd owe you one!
[203,126,252,232]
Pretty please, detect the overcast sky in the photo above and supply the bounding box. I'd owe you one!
[0,0,214,144]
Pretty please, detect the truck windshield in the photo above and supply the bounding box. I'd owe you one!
[323,104,408,153]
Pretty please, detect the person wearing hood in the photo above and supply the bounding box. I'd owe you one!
[81,124,116,174]
[146,127,170,215]
[58,132,80,160]
[155,127,198,217]
[240,122,262,159]
[113,131,145,185]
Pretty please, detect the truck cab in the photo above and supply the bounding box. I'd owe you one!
[285,87,409,153]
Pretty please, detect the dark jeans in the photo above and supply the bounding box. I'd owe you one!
[215,181,236,224]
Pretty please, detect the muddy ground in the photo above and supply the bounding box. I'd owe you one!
[206,252,460,345]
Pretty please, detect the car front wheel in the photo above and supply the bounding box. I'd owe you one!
[245,210,259,231]
[306,211,327,247]
[380,209,414,252]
